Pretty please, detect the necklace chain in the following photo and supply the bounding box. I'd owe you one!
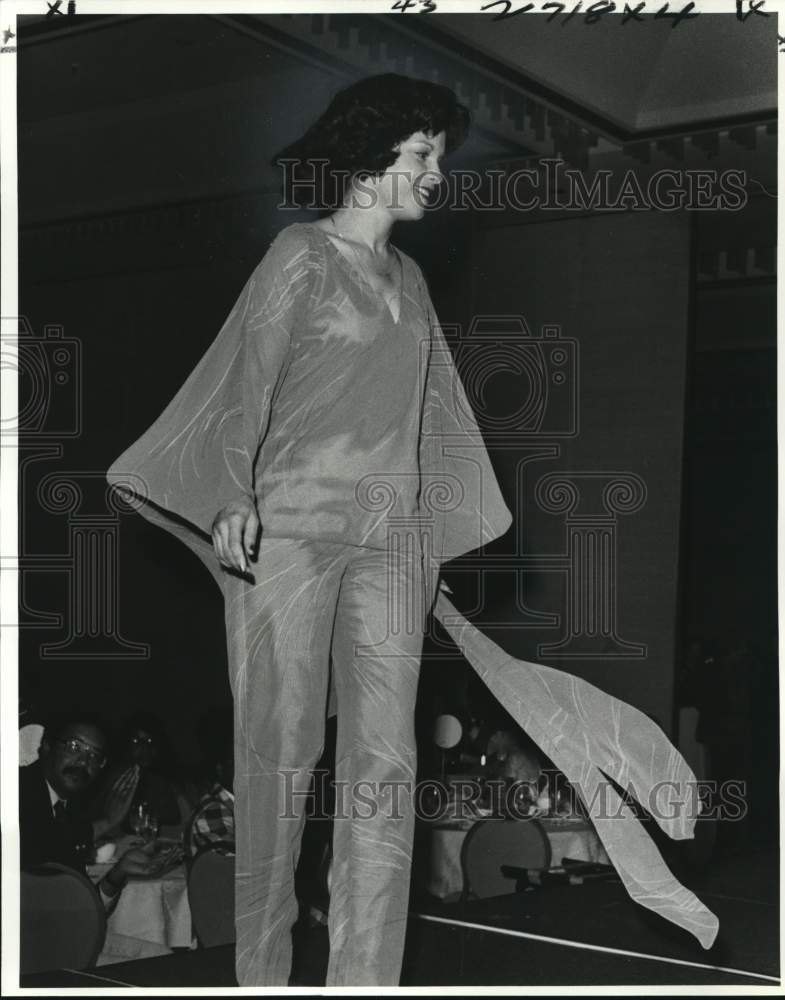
[330,215,396,280]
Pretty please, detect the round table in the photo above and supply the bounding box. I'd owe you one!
[87,860,193,965]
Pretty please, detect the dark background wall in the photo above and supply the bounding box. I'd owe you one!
[458,209,691,728]
[16,15,777,780]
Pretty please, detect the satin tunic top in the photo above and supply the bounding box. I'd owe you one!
[252,222,429,550]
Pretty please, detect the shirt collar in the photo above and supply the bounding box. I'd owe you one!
[45,779,65,813]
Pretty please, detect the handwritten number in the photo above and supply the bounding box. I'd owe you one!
[585,1,616,23]
[481,0,535,19]
[621,1,646,21]
[542,1,565,21]
[654,2,698,27]
[391,0,437,10]
[474,0,767,27]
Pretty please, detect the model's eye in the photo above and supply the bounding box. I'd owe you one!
[416,150,429,161]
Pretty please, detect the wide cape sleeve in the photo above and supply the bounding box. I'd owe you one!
[412,264,719,951]
[106,225,317,585]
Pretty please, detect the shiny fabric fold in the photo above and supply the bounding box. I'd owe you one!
[434,589,719,950]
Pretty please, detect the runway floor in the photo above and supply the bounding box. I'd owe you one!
[20,845,779,989]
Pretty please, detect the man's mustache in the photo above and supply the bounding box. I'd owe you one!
[62,766,89,779]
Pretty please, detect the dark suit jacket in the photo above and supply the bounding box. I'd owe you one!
[19,761,94,872]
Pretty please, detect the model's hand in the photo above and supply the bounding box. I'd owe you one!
[212,497,259,574]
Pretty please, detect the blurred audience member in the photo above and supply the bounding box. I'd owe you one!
[19,713,181,908]
[486,729,543,785]
[102,712,181,829]
[486,728,548,817]
[187,721,235,857]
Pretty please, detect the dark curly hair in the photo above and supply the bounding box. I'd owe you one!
[271,73,470,210]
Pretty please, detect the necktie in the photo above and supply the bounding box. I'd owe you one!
[53,799,68,823]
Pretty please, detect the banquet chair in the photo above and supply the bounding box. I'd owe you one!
[460,818,552,900]
[187,846,236,947]
[20,863,107,974]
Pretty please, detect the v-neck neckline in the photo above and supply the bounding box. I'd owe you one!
[306,222,405,327]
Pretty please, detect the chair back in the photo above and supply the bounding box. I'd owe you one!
[20,863,107,974]
[461,818,552,899]
[187,847,236,947]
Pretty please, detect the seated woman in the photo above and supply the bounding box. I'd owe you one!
[99,712,182,831]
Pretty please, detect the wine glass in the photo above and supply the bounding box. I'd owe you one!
[141,811,159,843]
[130,802,149,839]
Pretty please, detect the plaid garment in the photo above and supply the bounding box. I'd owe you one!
[187,783,235,857]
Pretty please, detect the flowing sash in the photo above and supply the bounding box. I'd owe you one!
[432,589,719,950]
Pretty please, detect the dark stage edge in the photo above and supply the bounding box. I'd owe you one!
[20,849,779,989]
[17,935,775,990]
[407,846,780,984]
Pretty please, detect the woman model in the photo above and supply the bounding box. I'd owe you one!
[108,74,718,986]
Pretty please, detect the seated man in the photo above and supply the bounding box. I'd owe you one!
[19,713,181,908]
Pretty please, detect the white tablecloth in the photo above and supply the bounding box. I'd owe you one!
[87,862,193,965]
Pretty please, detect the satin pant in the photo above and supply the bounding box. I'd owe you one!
[221,534,435,986]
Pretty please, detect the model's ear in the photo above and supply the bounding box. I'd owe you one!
[38,737,51,760]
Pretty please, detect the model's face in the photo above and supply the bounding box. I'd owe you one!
[40,722,106,799]
[377,129,446,219]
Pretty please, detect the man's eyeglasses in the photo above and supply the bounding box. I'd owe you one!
[56,738,107,768]
[131,735,155,746]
